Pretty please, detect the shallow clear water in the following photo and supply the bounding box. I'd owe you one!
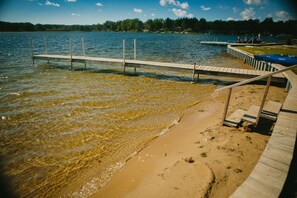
[0,32,259,197]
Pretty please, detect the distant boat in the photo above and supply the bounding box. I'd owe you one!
[254,54,297,66]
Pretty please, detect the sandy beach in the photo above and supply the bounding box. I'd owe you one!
[92,83,287,198]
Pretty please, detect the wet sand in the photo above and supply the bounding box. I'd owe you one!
[92,84,287,198]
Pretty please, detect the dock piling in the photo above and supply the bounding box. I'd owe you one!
[44,37,48,54]
[134,38,136,72]
[82,37,85,56]
[82,37,86,67]
[44,37,49,63]
[70,36,73,70]
[192,63,196,82]
[29,38,34,65]
[123,39,126,74]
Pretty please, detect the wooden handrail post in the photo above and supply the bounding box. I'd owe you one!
[70,36,73,70]
[255,76,272,127]
[222,88,232,125]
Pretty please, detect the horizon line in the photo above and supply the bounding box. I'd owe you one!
[1,17,296,26]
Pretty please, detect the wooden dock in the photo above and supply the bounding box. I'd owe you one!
[200,41,285,46]
[32,54,285,83]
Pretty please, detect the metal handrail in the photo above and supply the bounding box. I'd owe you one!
[215,64,297,126]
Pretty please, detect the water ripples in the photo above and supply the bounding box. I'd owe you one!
[0,32,258,197]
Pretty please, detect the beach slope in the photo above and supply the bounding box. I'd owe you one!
[93,84,287,198]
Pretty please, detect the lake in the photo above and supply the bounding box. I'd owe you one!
[0,32,271,197]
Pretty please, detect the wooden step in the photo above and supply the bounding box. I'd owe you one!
[224,109,246,127]
[262,101,282,116]
[242,105,259,124]
[242,101,283,124]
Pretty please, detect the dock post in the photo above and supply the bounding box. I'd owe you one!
[82,37,85,56]
[255,76,272,127]
[29,38,34,65]
[82,37,86,67]
[222,88,232,125]
[134,38,136,72]
[44,37,48,54]
[44,37,49,63]
[123,39,126,74]
[70,36,73,70]
[192,63,196,82]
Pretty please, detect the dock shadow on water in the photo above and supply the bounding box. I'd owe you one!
[43,62,240,86]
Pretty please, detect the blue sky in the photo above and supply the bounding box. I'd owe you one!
[0,0,296,25]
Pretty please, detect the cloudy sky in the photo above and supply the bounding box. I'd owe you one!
[0,0,296,25]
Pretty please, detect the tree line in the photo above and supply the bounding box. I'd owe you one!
[1,17,297,35]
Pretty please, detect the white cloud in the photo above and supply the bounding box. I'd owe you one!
[172,8,193,18]
[96,2,103,6]
[134,8,143,14]
[179,2,189,9]
[71,13,80,16]
[267,13,272,18]
[233,7,239,13]
[243,0,261,5]
[227,17,234,21]
[200,5,211,11]
[160,0,189,9]
[45,0,60,7]
[240,7,256,20]
[38,3,42,5]
[152,13,156,17]
[243,0,268,5]
[160,0,167,6]
[66,0,76,2]
[276,11,290,21]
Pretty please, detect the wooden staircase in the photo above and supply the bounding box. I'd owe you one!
[224,100,283,127]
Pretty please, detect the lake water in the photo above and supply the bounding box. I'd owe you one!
[0,32,266,197]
